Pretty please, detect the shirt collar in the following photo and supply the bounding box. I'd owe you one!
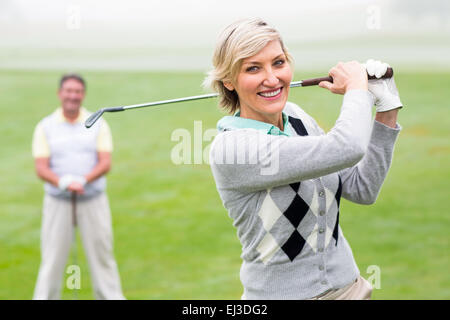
[217,111,292,136]
[54,107,89,124]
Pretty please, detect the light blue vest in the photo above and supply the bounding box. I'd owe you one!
[40,111,106,199]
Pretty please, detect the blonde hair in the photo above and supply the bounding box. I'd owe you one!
[203,18,293,114]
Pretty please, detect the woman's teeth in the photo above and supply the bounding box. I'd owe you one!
[259,88,281,97]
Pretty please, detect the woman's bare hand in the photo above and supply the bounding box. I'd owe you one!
[318,61,368,94]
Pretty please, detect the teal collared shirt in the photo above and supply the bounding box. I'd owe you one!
[217,111,292,136]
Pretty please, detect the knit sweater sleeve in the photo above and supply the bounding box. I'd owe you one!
[338,120,401,204]
[210,90,375,193]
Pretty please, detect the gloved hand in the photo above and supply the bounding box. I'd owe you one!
[364,59,403,112]
[58,174,86,190]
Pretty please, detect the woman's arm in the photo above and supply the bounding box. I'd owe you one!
[338,115,401,204]
[338,59,403,204]
[210,90,374,193]
[375,108,399,128]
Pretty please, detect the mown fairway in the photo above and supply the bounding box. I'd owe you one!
[0,69,448,299]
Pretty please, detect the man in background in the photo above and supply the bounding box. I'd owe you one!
[32,73,125,300]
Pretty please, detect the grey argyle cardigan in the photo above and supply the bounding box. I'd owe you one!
[209,90,401,299]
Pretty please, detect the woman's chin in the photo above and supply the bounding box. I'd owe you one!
[260,99,287,114]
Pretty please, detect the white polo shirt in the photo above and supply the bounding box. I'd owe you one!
[32,107,113,199]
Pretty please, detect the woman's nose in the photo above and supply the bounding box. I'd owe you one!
[263,69,279,87]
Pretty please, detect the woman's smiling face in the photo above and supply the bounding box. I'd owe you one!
[225,40,293,123]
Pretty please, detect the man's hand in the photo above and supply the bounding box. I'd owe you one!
[67,181,85,195]
[318,61,368,94]
[364,59,403,112]
[58,174,86,194]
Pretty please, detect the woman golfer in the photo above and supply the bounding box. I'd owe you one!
[206,18,402,300]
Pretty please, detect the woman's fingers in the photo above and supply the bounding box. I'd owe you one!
[318,81,333,91]
[322,61,367,94]
[326,65,347,94]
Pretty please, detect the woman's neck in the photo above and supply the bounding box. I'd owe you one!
[239,107,284,131]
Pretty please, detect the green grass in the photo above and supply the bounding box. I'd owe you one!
[0,69,448,299]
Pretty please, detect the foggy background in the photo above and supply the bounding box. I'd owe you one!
[1,0,449,71]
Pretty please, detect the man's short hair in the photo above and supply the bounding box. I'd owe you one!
[59,73,86,90]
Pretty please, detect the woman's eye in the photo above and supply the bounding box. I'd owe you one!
[246,66,259,72]
[274,59,285,66]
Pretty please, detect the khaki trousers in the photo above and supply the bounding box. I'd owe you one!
[240,276,373,300]
[310,276,373,300]
[33,193,125,300]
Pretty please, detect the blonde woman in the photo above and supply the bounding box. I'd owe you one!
[206,18,402,300]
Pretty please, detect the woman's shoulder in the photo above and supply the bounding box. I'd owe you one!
[211,127,268,149]
[284,101,311,122]
[283,101,324,135]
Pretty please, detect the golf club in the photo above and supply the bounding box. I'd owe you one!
[85,67,393,128]
[71,192,78,300]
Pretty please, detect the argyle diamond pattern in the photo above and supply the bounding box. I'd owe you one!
[255,117,343,264]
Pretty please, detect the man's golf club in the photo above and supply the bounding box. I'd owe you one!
[85,68,393,128]
[71,192,78,300]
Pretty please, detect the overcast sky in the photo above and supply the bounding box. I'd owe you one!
[1,0,449,70]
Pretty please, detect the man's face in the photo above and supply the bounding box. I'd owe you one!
[58,79,85,113]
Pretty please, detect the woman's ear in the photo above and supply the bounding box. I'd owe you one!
[223,81,235,92]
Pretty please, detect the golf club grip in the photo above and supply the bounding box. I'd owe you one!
[301,67,394,87]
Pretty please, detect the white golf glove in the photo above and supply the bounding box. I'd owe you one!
[58,174,87,190]
[364,59,403,112]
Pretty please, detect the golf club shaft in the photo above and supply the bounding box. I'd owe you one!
[72,192,77,227]
[71,192,78,300]
[85,67,393,128]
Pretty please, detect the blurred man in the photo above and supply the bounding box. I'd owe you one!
[32,73,125,300]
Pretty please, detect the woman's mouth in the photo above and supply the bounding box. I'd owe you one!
[257,87,283,100]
